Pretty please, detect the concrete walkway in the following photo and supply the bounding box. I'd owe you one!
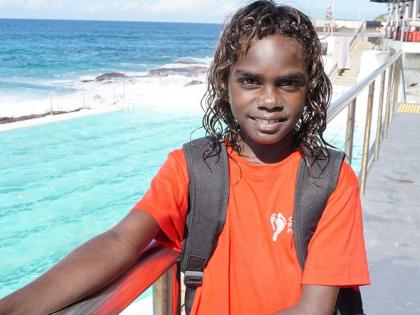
[361,106,420,314]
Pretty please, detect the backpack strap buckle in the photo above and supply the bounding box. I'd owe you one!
[184,270,203,288]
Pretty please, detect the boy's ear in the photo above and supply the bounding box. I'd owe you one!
[223,92,229,102]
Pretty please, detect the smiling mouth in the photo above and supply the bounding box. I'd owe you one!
[251,117,285,133]
[253,118,282,124]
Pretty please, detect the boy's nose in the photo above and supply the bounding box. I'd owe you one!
[257,87,282,110]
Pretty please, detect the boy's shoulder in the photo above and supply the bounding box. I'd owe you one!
[337,160,359,189]
[166,147,187,167]
[168,147,184,157]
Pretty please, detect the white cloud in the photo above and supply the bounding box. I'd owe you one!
[85,0,239,22]
[214,0,241,20]
[0,0,244,22]
[89,0,229,16]
[146,0,213,14]
[120,2,142,11]
[0,0,62,9]
[88,1,121,13]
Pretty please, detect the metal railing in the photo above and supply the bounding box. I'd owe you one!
[327,50,403,194]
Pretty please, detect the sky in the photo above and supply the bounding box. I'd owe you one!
[0,0,389,23]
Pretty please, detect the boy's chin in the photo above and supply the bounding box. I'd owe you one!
[244,132,294,147]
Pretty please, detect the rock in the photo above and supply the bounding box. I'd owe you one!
[175,59,191,64]
[184,80,204,87]
[0,108,84,124]
[149,65,208,77]
[95,72,127,82]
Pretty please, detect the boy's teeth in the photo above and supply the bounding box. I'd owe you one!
[255,118,279,124]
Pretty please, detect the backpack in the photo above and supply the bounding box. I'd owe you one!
[179,137,364,315]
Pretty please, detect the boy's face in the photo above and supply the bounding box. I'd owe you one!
[227,34,308,156]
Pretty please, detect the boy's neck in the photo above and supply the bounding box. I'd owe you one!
[238,135,297,164]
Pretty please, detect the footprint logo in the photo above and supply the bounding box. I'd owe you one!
[270,213,286,241]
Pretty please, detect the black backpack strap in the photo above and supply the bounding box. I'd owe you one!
[180,137,229,315]
[335,287,365,315]
[293,148,344,268]
[293,148,365,315]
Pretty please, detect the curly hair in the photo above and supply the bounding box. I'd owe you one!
[202,0,332,161]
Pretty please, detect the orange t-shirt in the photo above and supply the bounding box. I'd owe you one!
[132,148,370,314]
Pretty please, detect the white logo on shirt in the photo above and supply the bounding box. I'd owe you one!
[270,213,293,241]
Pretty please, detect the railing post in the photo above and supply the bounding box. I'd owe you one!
[374,71,386,160]
[359,82,375,195]
[389,57,401,126]
[389,62,397,125]
[384,62,394,138]
[399,53,407,102]
[153,270,173,315]
[344,99,357,164]
[391,56,402,115]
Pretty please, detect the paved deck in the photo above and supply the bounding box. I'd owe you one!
[361,105,420,314]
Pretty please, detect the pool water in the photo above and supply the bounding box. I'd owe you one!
[0,106,203,298]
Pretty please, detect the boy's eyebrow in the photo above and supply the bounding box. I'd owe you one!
[233,70,260,78]
[276,73,307,84]
[233,69,306,81]
[276,73,307,85]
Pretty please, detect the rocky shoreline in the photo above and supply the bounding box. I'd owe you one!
[0,108,83,124]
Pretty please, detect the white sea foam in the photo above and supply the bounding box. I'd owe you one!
[0,67,208,131]
[79,74,97,82]
[159,62,205,69]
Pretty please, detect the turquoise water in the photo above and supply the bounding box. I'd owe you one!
[325,120,363,174]
[0,107,203,298]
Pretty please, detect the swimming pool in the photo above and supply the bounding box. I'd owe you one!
[0,106,203,298]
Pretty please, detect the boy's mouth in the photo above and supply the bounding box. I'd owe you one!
[253,118,281,124]
[250,117,285,132]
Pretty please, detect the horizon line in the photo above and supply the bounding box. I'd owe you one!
[0,15,372,25]
[0,16,223,25]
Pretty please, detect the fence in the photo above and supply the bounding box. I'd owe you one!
[328,50,403,194]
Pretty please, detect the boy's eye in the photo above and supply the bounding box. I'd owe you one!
[238,77,260,86]
[278,80,297,87]
[277,79,302,91]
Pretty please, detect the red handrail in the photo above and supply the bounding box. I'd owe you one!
[53,241,179,315]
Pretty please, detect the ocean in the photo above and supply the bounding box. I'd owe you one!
[0,19,220,116]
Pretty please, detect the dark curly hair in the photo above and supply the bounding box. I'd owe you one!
[201,0,332,162]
